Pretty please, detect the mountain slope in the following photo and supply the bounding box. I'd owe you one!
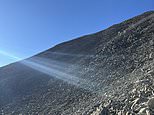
[0,11,154,115]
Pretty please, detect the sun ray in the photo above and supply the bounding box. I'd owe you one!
[0,50,21,61]
[0,51,102,94]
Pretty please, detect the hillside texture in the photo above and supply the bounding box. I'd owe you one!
[0,11,154,115]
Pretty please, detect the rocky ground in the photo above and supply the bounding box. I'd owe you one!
[86,69,154,115]
[0,11,154,115]
[85,11,154,115]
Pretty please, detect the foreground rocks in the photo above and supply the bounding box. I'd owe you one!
[87,71,154,115]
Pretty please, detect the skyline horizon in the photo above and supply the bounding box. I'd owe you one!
[0,10,154,67]
[0,0,154,67]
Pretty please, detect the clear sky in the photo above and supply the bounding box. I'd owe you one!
[0,0,154,67]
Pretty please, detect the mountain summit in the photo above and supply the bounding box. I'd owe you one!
[0,11,154,115]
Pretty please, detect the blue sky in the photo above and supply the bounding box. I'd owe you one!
[0,0,154,67]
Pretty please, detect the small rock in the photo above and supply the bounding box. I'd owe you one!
[149,53,153,59]
[125,111,130,115]
[117,111,122,115]
[148,97,154,110]
[100,107,109,115]
[131,98,140,110]
[138,108,147,114]
[146,109,150,115]
[131,88,137,93]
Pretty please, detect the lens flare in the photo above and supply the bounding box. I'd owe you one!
[22,57,100,93]
[0,51,102,94]
[0,50,21,60]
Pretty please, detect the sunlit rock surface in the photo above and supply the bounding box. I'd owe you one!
[0,11,154,115]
